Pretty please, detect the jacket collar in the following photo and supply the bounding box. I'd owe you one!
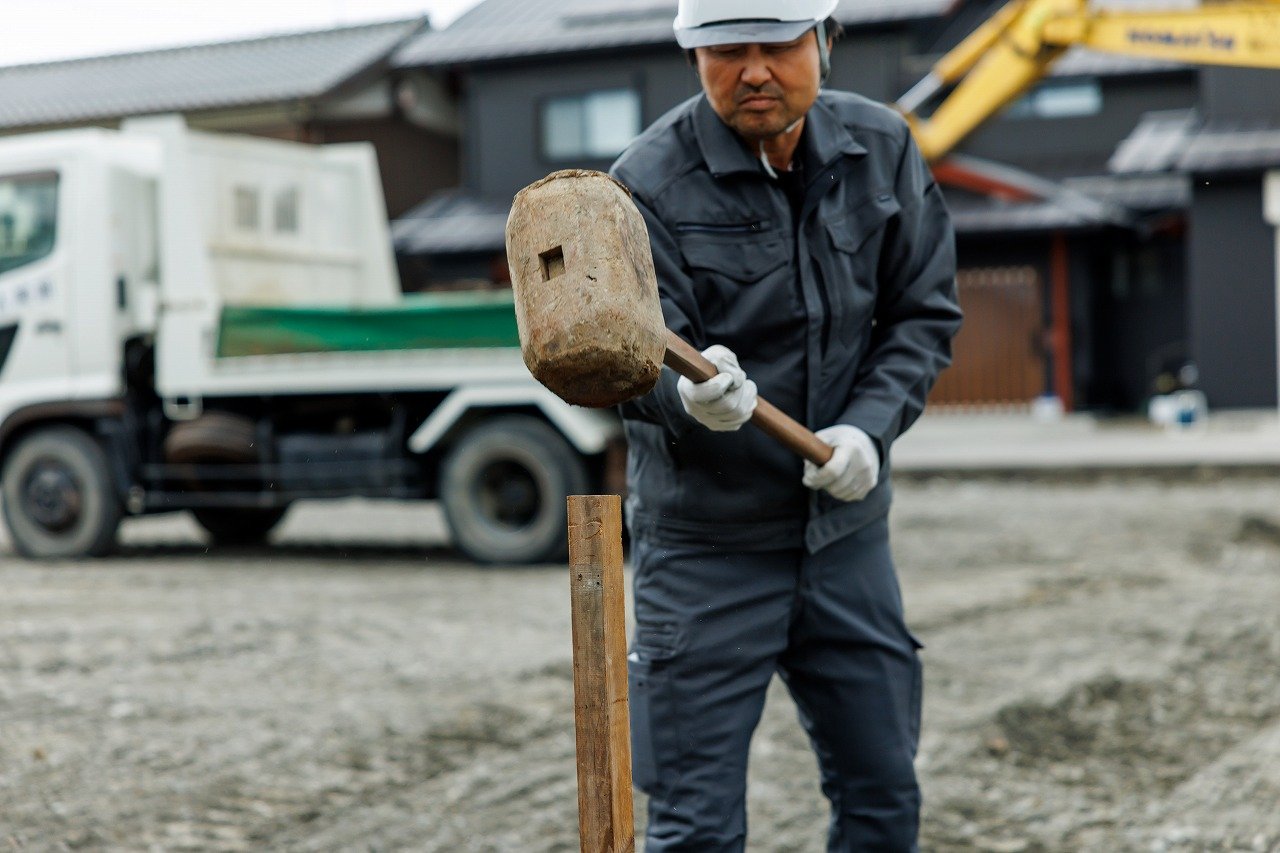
[693,93,867,179]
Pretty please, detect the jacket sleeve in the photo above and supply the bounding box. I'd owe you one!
[611,187,705,436]
[840,129,963,456]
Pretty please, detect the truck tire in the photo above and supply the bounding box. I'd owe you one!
[1,426,122,559]
[192,507,289,546]
[440,416,590,565]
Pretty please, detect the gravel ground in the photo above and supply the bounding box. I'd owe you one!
[1,479,1279,852]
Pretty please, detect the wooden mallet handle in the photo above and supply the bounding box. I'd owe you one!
[663,331,835,467]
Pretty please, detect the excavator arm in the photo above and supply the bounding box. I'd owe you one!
[902,0,1280,164]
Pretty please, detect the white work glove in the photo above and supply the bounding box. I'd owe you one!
[677,345,758,432]
[803,425,881,502]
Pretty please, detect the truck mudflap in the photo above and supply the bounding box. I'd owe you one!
[406,384,620,457]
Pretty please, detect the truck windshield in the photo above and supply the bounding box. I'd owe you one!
[0,172,58,276]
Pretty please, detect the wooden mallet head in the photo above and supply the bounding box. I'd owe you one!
[506,170,667,409]
[508,170,835,466]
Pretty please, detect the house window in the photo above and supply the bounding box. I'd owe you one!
[234,186,260,231]
[1007,80,1103,120]
[0,172,58,276]
[542,89,642,160]
[274,187,299,234]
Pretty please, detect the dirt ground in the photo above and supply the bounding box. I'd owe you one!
[1,477,1278,852]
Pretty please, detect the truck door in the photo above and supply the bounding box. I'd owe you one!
[0,170,71,395]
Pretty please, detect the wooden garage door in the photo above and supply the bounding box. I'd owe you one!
[929,267,1046,409]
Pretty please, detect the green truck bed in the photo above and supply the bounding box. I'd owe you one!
[216,291,522,358]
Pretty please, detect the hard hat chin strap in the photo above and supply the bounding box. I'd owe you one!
[816,19,831,83]
[759,117,805,178]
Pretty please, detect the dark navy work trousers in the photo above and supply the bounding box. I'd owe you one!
[628,517,923,852]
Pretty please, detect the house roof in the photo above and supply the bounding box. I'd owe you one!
[394,0,951,68]
[1065,173,1190,210]
[948,197,1099,233]
[393,0,1195,76]
[1178,122,1280,174]
[946,174,1187,235]
[1108,110,1199,173]
[1111,111,1280,175]
[392,191,511,256]
[0,18,426,131]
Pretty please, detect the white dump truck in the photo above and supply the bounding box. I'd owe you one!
[0,116,619,562]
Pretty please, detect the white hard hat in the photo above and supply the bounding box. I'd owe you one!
[674,0,839,49]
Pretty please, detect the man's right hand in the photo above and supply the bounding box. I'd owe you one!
[677,345,758,432]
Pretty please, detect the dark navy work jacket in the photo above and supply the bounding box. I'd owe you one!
[610,91,962,553]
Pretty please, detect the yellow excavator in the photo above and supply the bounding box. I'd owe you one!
[899,0,1280,166]
[897,1,1280,412]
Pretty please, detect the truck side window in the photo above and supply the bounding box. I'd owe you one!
[274,186,299,234]
[0,171,58,276]
[234,186,260,231]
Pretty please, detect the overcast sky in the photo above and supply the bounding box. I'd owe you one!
[2,0,486,68]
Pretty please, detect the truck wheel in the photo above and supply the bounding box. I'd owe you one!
[1,426,122,559]
[192,507,289,546]
[440,416,589,565]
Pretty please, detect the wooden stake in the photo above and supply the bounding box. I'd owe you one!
[567,495,634,853]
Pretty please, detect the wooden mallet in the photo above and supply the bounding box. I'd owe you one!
[505,170,835,853]
[505,169,834,466]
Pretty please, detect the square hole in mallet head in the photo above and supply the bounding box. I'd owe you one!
[539,246,566,281]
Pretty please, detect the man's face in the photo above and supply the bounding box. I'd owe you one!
[695,32,824,142]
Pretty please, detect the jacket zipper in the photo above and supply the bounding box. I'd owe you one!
[674,221,766,235]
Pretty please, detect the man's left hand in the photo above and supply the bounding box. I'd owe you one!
[802,425,880,502]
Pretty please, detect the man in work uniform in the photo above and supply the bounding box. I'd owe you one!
[609,1,962,849]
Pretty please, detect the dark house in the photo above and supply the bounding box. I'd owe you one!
[390,0,954,288]
[0,18,460,218]
[392,0,1280,413]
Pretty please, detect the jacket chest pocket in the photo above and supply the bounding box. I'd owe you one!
[823,191,900,347]
[677,229,794,340]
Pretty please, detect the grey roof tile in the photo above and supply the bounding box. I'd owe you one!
[393,192,510,255]
[949,200,1095,233]
[394,0,951,67]
[1063,173,1191,209]
[946,173,1188,234]
[0,18,425,130]
[1109,109,1200,173]
[1111,110,1280,176]
[1178,122,1280,173]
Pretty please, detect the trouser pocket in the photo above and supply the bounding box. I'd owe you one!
[628,657,679,798]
